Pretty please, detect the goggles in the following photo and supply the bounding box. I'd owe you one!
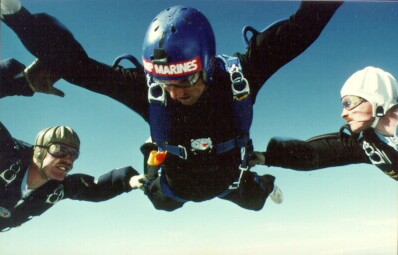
[38,143,80,160]
[341,95,365,111]
[154,72,201,88]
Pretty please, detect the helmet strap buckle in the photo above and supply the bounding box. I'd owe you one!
[375,106,384,117]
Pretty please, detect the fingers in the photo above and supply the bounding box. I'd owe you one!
[24,59,64,97]
[49,87,65,97]
[248,151,265,166]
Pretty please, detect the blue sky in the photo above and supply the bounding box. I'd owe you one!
[1,1,397,254]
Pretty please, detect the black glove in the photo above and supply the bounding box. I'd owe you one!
[0,58,34,98]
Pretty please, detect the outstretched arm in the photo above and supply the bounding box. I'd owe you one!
[241,1,343,98]
[0,58,69,98]
[253,129,369,171]
[65,166,141,202]
[2,6,148,119]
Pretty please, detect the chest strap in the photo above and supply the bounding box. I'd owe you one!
[162,135,250,160]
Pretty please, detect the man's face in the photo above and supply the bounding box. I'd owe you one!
[40,144,78,181]
[341,95,374,133]
[41,154,74,181]
[163,77,206,106]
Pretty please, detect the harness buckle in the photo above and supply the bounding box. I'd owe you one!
[239,165,249,172]
[147,75,166,105]
[45,185,65,204]
[0,162,21,186]
[229,181,240,190]
[178,145,188,160]
[230,66,250,100]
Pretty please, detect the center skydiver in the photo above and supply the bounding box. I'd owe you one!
[1,0,343,211]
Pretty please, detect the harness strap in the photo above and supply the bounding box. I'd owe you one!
[161,135,250,159]
[159,170,189,203]
[219,55,253,190]
[156,138,253,203]
[112,54,143,70]
[163,144,187,159]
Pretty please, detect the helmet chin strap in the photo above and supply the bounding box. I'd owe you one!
[37,162,51,181]
[371,116,380,129]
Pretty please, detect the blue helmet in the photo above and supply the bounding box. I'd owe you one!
[142,6,216,83]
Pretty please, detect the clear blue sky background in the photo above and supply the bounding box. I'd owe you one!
[1,1,397,254]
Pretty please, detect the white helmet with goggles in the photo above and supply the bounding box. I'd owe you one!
[341,66,398,127]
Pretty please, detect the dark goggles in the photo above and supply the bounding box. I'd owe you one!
[341,95,365,111]
[154,72,201,88]
[39,143,79,160]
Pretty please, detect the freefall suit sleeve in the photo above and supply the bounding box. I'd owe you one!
[239,0,343,99]
[263,131,370,170]
[64,166,139,202]
[0,58,33,98]
[2,8,149,120]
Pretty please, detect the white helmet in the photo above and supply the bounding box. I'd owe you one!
[340,66,398,127]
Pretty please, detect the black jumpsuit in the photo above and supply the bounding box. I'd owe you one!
[3,1,343,211]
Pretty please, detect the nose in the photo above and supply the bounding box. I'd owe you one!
[62,154,75,164]
[167,86,184,100]
[341,108,349,119]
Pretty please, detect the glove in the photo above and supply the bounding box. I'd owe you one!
[24,59,64,97]
[1,58,25,77]
[129,174,146,190]
[0,58,36,98]
[0,0,21,19]
[248,151,265,167]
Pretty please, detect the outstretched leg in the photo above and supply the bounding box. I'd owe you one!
[219,172,279,211]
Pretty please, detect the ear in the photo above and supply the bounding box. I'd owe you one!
[33,147,46,162]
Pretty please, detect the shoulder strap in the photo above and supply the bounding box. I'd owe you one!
[112,54,143,70]
[217,54,253,134]
[147,76,172,152]
[111,55,173,150]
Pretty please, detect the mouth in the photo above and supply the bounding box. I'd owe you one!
[57,165,71,172]
[178,96,191,101]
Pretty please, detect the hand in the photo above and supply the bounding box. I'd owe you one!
[0,0,21,19]
[24,59,64,97]
[129,174,146,190]
[1,58,25,76]
[248,151,265,167]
